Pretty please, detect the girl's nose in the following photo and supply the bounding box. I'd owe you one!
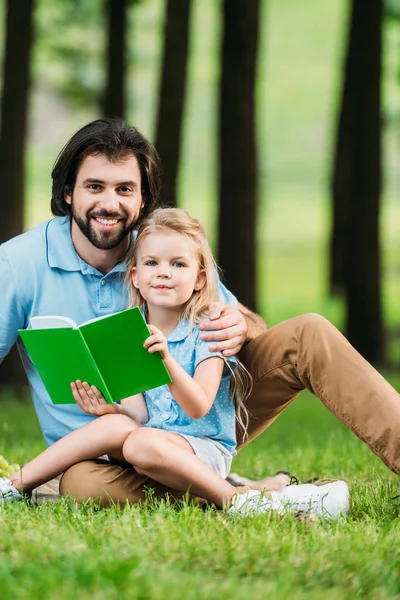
[158,265,172,278]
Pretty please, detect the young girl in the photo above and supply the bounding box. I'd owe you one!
[0,208,349,519]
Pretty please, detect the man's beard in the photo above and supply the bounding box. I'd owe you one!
[71,200,135,250]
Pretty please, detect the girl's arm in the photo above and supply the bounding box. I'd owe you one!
[167,355,224,419]
[71,381,148,423]
[119,394,148,424]
[145,325,224,419]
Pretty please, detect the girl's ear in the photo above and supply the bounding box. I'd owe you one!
[194,269,207,291]
[131,267,140,289]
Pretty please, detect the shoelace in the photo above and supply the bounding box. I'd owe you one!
[278,494,321,513]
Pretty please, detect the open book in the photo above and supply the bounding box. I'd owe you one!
[19,307,171,405]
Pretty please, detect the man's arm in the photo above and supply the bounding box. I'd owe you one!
[0,358,3,365]
[238,302,268,341]
[199,301,267,357]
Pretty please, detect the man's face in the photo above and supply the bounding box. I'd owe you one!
[65,153,144,250]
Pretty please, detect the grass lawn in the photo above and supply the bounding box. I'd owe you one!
[1,385,400,600]
[2,0,400,597]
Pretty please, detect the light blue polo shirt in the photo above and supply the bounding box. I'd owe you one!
[0,217,237,446]
[144,319,237,454]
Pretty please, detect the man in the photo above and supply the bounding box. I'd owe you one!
[1,118,399,505]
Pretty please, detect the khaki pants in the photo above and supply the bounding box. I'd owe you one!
[60,314,400,505]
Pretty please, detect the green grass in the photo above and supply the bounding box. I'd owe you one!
[4,0,400,597]
[1,385,400,600]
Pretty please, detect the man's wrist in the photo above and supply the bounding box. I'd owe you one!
[242,311,267,344]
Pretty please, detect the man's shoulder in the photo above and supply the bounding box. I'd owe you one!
[0,218,62,266]
[1,219,50,255]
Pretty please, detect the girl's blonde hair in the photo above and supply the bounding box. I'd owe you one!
[126,207,252,436]
[127,207,218,325]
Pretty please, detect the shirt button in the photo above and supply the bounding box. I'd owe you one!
[165,392,171,398]
[101,280,105,286]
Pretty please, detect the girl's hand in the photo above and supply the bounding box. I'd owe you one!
[144,324,170,361]
[70,380,119,415]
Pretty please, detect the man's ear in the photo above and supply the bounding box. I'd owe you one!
[194,269,207,291]
[131,267,140,288]
[64,186,72,205]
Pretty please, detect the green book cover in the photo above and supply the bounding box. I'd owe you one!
[19,307,171,405]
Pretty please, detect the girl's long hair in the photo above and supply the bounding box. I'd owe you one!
[126,207,252,436]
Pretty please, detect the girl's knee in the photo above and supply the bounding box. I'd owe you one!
[122,429,163,471]
[91,414,138,443]
[100,413,137,432]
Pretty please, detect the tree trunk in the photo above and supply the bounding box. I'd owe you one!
[217,0,260,310]
[103,0,127,119]
[154,0,192,207]
[331,0,383,363]
[0,0,34,244]
[0,0,34,393]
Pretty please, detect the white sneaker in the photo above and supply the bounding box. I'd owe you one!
[229,490,273,516]
[0,477,23,504]
[229,481,350,520]
[270,481,350,520]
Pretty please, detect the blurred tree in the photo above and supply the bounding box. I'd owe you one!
[154,0,193,207]
[103,0,128,118]
[385,0,400,19]
[217,0,260,310]
[330,0,383,363]
[0,0,34,392]
[35,0,103,110]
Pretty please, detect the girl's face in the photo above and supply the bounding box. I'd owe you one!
[132,230,206,310]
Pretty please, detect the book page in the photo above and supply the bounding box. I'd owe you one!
[80,311,119,327]
[30,316,77,329]
[30,311,121,330]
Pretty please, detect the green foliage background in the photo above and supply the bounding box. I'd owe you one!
[23,0,400,345]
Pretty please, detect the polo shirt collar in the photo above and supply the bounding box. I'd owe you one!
[46,216,130,275]
[140,307,193,343]
[167,318,193,342]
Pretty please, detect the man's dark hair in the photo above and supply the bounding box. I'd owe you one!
[51,118,162,219]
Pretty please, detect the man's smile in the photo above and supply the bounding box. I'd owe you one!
[93,217,120,226]
[90,214,125,229]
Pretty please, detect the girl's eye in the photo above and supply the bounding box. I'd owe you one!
[145,260,157,266]
[172,262,185,268]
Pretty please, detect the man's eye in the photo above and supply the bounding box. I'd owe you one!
[88,184,101,191]
[118,186,132,194]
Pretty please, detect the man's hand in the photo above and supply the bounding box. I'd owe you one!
[199,302,247,357]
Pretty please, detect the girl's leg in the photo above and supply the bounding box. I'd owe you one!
[11,414,139,493]
[122,428,251,508]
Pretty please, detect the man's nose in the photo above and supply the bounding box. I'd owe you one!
[102,189,120,211]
